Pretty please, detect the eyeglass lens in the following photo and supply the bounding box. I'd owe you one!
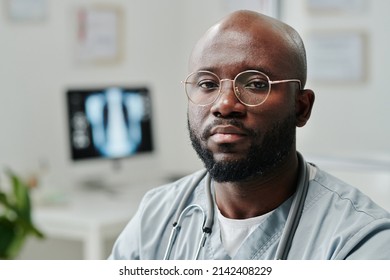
[184,71,271,106]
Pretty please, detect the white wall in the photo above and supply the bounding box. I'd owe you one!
[281,0,390,209]
[0,0,190,189]
[2,0,390,260]
[283,0,390,160]
[1,0,390,193]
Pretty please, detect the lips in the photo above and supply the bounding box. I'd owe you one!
[209,125,247,144]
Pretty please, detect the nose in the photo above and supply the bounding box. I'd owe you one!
[211,79,246,117]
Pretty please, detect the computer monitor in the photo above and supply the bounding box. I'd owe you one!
[66,86,154,161]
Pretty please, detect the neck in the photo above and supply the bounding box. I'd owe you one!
[214,152,299,219]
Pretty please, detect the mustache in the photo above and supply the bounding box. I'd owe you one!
[200,119,257,141]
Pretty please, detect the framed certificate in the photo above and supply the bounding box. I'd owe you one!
[75,5,124,65]
[306,31,367,83]
[306,0,368,14]
[6,0,47,21]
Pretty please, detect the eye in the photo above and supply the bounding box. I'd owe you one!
[244,79,269,91]
[198,80,219,91]
[236,72,270,93]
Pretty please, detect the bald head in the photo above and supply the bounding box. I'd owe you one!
[189,10,307,86]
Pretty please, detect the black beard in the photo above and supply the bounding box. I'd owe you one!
[188,115,296,182]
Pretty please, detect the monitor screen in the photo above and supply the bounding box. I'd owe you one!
[66,86,154,161]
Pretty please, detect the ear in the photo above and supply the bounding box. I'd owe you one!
[295,89,315,127]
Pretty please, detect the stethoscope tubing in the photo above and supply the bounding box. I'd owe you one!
[164,171,213,260]
[274,152,309,259]
[163,204,206,260]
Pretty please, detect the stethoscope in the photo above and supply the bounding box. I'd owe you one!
[163,152,310,260]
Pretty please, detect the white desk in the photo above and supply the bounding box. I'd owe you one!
[32,183,155,259]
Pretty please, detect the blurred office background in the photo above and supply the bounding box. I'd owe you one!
[0,0,389,259]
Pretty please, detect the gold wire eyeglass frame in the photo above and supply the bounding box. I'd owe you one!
[182,70,302,107]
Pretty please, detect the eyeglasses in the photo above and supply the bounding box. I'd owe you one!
[183,70,302,107]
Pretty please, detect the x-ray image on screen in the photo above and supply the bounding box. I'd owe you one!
[66,87,153,161]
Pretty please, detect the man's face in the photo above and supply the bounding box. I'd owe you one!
[187,26,300,183]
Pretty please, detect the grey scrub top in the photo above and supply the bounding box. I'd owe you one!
[109,165,390,260]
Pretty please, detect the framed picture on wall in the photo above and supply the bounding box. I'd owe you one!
[5,0,47,22]
[75,5,124,65]
[305,31,367,83]
[306,0,368,14]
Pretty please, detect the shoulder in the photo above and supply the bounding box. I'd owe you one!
[108,169,208,259]
[305,165,390,259]
[309,165,390,220]
[142,169,208,202]
[137,169,208,217]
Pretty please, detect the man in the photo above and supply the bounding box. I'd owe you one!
[109,10,390,259]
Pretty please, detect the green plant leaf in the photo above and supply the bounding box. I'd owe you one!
[6,169,32,222]
[0,217,17,259]
[0,192,10,206]
[0,169,45,259]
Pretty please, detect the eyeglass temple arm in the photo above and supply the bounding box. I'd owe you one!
[270,79,302,90]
